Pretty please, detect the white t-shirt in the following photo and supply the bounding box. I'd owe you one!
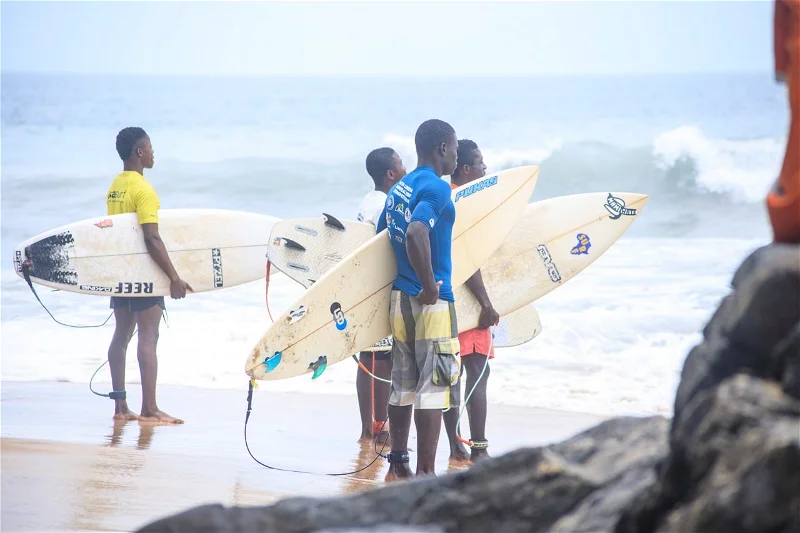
[357,190,387,227]
[357,189,393,351]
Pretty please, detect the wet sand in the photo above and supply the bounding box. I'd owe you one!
[1,381,607,532]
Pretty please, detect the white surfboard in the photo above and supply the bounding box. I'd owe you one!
[266,215,544,348]
[491,302,543,348]
[13,209,278,297]
[266,214,376,288]
[452,192,648,331]
[245,165,541,381]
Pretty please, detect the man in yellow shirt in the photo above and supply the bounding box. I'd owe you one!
[106,127,192,424]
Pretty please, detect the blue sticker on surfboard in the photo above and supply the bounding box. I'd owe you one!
[570,233,592,255]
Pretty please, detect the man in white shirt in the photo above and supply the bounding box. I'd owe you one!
[355,147,407,443]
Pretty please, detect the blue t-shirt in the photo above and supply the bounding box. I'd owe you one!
[376,166,456,302]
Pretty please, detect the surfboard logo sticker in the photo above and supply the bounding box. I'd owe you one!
[94,219,113,229]
[330,302,347,331]
[212,248,223,288]
[288,305,307,324]
[536,244,562,283]
[387,194,395,210]
[453,175,498,202]
[404,208,412,223]
[80,284,112,293]
[570,233,592,256]
[604,194,637,220]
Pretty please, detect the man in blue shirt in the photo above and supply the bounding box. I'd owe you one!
[376,119,461,480]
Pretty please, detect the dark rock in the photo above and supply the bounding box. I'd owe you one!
[616,243,800,533]
[138,243,800,533]
[673,243,800,426]
[137,417,668,533]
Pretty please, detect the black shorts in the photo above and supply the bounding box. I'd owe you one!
[361,349,392,362]
[109,296,165,313]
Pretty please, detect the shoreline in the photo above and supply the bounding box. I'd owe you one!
[1,381,615,532]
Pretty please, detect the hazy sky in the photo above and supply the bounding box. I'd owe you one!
[2,0,775,76]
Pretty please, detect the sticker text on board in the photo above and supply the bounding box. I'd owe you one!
[536,244,562,283]
[570,233,592,256]
[81,284,112,293]
[604,194,637,220]
[212,248,223,288]
[454,175,498,202]
[114,282,154,294]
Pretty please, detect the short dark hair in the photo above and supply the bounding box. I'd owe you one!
[452,139,480,179]
[365,147,396,188]
[116,127,148,160]
[414,119,455,157]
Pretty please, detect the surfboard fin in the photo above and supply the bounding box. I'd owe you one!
[280,238,306,252]
[309,356,327,379]
[263,351,282,373]
[322,213,345,231]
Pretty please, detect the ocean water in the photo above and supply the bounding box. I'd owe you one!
[0,73,788,416]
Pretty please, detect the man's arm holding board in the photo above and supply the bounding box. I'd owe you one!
[136,188,192,299]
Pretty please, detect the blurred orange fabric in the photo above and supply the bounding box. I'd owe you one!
[767,0,800,243]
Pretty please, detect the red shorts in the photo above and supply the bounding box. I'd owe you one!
[458,327,495,359]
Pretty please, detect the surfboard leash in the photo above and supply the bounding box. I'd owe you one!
[20,261,114,328]
[351,354,392,384]
[87,310,167,401]
[243,378,391,476]
[265,260,275,323]
[441,336,492,448]
[18,260,174,400]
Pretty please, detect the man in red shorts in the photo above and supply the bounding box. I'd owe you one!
[768,0,800,243]
[443,139,500,463]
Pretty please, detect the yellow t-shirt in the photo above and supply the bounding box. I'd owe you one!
[106,171,160,225]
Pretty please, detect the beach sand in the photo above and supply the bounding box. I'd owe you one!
[1,381,607,532]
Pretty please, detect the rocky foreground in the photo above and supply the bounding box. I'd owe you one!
[138,244,800,533]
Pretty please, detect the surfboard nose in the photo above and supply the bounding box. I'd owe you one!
[603,192,649,217]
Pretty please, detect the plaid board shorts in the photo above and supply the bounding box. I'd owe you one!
[388,290,462,410]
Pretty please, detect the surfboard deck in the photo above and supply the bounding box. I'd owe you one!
[13,209,278,297]
[267,215,544,348]
[452,192,648,330]
[245,165,541,381]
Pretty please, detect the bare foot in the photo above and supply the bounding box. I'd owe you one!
[447,460,471,474]
[449,449,471,464]
[447,437,470,463]
[470,448,490,463]
[139,409,184,424]
[357,430,374,444]
[113,407,140,421]
[384,464,413,482]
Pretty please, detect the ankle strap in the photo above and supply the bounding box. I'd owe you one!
[108,390,126,401]
[470,439,488,450]
[387,450,409,464]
